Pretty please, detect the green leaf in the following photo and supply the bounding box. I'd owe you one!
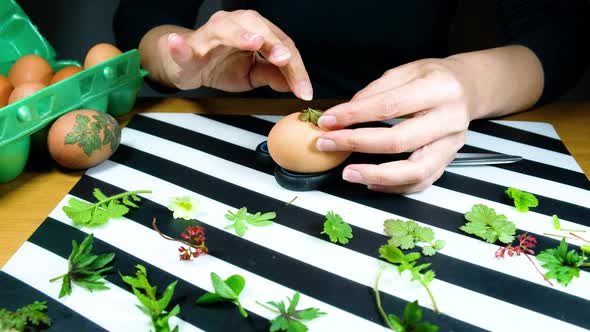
[432,240,446,251]
[107,200,129,219]
[270,316,290,332]
[384,219,441,254]
[506,187,539,212]
[537,239,585,286]
[63,198,94,225]
[287,291,300,315]
[156,281,178,312]
[0,301,51,331]
[321,211,353,244]
[225,207,275,236]
[387,314,405,331]
[461,204,516,244]
[287,320,308,332]
[378,245,407,264]
[422,270,436,285]
[195,293,226,304]
[225,275,246,296]
[58,274,71,298]
[294,307,326,321]
[211,272,238,300]
[92,188,108,201]
[404,300,422,326]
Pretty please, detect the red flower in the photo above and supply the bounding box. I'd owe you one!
[495,232,553,286]
[153,218,209,261]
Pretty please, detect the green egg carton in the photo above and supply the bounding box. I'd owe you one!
[0,0,147,183]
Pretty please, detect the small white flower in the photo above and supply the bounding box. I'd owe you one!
[168,196,200,220]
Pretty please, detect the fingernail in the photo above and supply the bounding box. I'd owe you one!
[316,138,336,151]
[271,45,291,62]
[298,81,313,101]
[242,32,261,41]
[368,184,385,192]
[343,169,364,183]
[318,115,336,128]
[168,33,179,43]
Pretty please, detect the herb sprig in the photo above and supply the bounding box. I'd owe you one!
[373,267,439,332]
[552,215,585,233]
[321,211,353,245]
[224,207,276,237]
[257,291,327,332]
[63,188,151,227]
[537,239,589,286]
[460,204,516,244]
[152,218,208,260]
[505,187,538,213]
[121,265,180,332]
[297,108,323,126]
[49,233,114,298]
[196,273,248,318]
[384,219,445,256]
[378,245,439,314]
[495,233,553,286]
[0,301,51,332]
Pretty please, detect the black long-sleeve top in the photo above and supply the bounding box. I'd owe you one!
[114,1,590,104]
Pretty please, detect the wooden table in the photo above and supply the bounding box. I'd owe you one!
[1,98,589,267]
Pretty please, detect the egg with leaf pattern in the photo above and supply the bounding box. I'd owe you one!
[47,109,121,169]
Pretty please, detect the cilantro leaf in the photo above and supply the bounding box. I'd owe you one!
[49,233,114,298]
[379,245,439,313]
[537,239,587,286]
[0,301,51,332]
[196,273,248,318]
[258,291,326,332]
[121,265,180,332]
[505,187,538,213]
[63,188,151,227]
[224,207,275,237]
[321,211,353,244]
[384,219,444,256]
[460,204,516,244]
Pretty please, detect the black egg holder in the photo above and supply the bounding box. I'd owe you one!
[255,141,340,191]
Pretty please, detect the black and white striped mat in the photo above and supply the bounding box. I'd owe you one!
[2,113,589,332]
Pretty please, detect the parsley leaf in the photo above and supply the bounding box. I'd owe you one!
[460,204,516,244]
[379,245,439,314]
[0,301,51,332]
[196,272,248,318]
[63,188,151,227]
[505,187,538,213]
[257,291,327,332]
[121,265,180,332]
[384,219,445,256]
[224,207,276,237]
[537,239,588,286]
[49,233,114,298]
[321,211,353,244]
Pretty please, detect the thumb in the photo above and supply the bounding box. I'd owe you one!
[167,33,195,68]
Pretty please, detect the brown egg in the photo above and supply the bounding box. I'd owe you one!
[267,111,352,173]
[50,66,83,84]
[48,109,121,169]
[84,43,122,68]
[8,54,53,86]
[0,74,13,108]
[8,82,46,104]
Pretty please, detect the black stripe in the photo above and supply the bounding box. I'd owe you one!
[70,174,477,331]
[27,217,268,332]
[0,271,105,332]
[468,120,569,154]
[127,115,570,251]
[203,114,590,191]
[109,139,590,329]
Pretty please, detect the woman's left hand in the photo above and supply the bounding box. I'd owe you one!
[315,57,479,194]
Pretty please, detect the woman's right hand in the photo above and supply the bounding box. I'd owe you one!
[139,10,313,100]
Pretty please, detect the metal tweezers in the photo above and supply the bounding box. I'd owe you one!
[449,153,523,166]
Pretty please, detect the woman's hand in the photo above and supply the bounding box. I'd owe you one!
[315,46,544,193]
[139,10,312,100]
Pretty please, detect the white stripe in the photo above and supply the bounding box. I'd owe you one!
[124,118,590,288]
[492,120,560,139]
[47,194,384,332]
[251,114,583,172]
[2,242,202,332]
[82,163,586,332]
[446,166,590,208]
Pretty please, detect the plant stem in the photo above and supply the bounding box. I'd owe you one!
[285,196,298,206]
[151,218,193,248]
[49,274,67,282]
[560,228,586,233]
[256,301,280,314]
[373,267,398,332]
[569,233,590,243]
[93,190,152,207]
[523,253,554,287]
[543,233,579,241]
[419,280,440,314]
[235,300,248,318]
